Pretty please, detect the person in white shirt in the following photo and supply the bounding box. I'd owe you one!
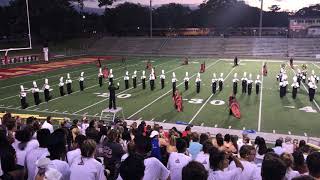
[261,153,286,180]
[70,139,106,180]
[117,135,170,180]
[195,140,214,171]
[283,137,294,154]
[41,116,54,133]
[81,118,89,135]
[26,129,50,180]
[273,139,285,156]
[208,149,244,180]
[67,135,87,166]
[229,145,261,180]
[167,138,192,180]
[280,153,300,180]
[182,161,208,180]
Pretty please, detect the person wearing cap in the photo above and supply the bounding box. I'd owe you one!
[233,73,239,95]
[308,76,317,102]
[241,72,248,94]
[280,73,289,98]
[59,77,65,96]
[218,73,224,91]
[108,82,120,110]
[247,73,253,95]
[98,68,103,87]
[132,70,137,88]
[196,73,201,93]
[66,73,72,94]
[292,75,299,99]
[32,81,41,105]
[141,71,146,89]
[79,72,85,91]
[109,69,114,83]
[149,69,155,91]
[172,72,178,96]
[124,71,130,89]
[212,73,217,94]
[150,130,161,161]
[43,79,51,102]
[160,70,165,89]
[20,85,28,109]
[255,75,261,95]
[184,72,189,91]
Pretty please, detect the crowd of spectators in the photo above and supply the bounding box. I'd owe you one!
[1,112,320,180]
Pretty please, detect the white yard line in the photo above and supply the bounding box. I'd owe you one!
[289,63,320,112]
[128,60,221,119]
[72,63,185,114]
[189,66,235,124]
[150,118,155,121]
[313,62,320,70]
[0,60,157,101]
[258,61,264,132]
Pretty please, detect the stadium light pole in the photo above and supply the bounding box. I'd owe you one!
[26,0,32,49]
[259,0,263,38]
[150,0,153,38]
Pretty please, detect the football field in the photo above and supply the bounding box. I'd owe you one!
[1,57,320,137]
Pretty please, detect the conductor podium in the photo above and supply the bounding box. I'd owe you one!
[100,107,125,123]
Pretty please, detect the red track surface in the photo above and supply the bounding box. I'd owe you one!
[0,56,113,80]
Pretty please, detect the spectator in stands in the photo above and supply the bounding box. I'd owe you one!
[167,138,192,180]
[5,119,16,144]
[280,152,300,180]
[46,129,70,180]
[70,139,106,180]
[0,127,25,179]
[273,139,285,156]
[195,140,216,171]
[199,133,209,145]
[132,134,170,180]
[237,132,252,150]
[283,137,294,154]
[81,118,89,135]
[67,134,87,166]
[292,175,316,180]
[182,161,208,180]
[292,150,309,174]
[119,154,145,180]
[306,152,320,179]
[86,120,100,143]
[261,153,286,180]
[222,134,237,153]
[255,137,268,166]
[188,132,203,159]
[229,145,261,180]
[26,129,50,180]
[12,126,39,166]
[96,129,124,180]
[137,121,146,136]
[150,130,162,161]
[167,135,177,153]
[213,133,224,148]
[121,141,136,162]
[41,116,54,133]
[208,149,243,180]
[182,125,192,137]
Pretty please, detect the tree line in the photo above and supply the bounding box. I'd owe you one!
[0,0,319,42]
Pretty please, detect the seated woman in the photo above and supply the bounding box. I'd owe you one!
[173,90,183,112]
[228,94,241,119]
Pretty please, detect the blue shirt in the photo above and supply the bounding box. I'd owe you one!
[151,138,162,161]
[188,142,203,159]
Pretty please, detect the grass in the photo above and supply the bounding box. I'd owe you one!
[1,57,320,137]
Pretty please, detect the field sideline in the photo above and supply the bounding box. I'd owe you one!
[1,56,320,137]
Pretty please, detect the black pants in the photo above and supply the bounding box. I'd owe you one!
[212,82,216,94]
[172,82,176,96]
[233,82,237,95]
[242,82,247,93]
[44,89,50,102]
[150,80,155,91]
[109,96,116,109]
[161,79,165,89]
[109,78,113,84]
[142,79,146,89]
[256,84,260,95]
[80,81,84,91]
[196,82,200,93]
[99,76,103,87]
[67,83,72,94]
[59,86,65,96]
[292,87,297,99]
[309,88,315,101]
[280,86,285,98]
[248,84,252,95]
[133,78,137,88]
[219,81,223,91]
[125,80,129,89]
[33,92,41,105]
[185,81,188,90]
[21,97,28,109]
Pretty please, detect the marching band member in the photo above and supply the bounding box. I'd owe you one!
[160,70,165,89]
[32,81,41,105]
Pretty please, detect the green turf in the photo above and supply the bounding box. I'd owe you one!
[1,57,320,137]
